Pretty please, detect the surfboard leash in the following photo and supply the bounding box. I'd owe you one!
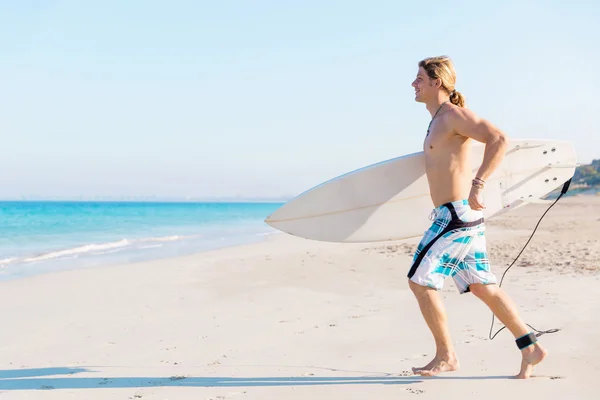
[488,177,572,341]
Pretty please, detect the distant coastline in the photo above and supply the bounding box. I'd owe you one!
[544,159,600,198]
[571,159,600,188]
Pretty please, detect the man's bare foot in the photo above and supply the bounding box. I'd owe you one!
[516,344,547,379]
[412,354,459,376]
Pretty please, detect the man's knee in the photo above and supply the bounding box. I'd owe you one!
[408,278,431,295]
[468,283,497,298]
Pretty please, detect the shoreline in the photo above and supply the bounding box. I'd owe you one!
[0,230,279,281]
[2,193,598,284]
[0,199,281,282]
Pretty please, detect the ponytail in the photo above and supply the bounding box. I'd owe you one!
[449,89,465,108]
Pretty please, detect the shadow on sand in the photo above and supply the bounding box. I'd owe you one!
[0,367,516,391]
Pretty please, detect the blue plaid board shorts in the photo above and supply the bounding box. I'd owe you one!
[407,199,497,294]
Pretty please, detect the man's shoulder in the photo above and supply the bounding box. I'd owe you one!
[443,105,506,142]
[444,105,480,124]
[442,106,485,135]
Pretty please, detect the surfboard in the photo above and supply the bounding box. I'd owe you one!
[264,138,578,243]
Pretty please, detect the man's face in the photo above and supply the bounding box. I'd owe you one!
[412,67,435,103]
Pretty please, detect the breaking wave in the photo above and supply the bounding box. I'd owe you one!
[0,235,195,267]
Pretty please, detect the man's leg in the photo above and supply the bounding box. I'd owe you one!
[408,279,459,376]
[469,283,548,379]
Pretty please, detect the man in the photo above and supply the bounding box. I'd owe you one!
[408,55,547,379]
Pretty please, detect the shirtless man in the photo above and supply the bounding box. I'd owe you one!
[408,55,547,379]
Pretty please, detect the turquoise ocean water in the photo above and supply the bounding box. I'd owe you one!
[0,201,282,281]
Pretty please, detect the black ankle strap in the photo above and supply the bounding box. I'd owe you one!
[516,332,537,350]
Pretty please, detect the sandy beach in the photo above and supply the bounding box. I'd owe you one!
[0,195,598,399]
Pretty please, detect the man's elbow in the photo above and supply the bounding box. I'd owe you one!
[491,129,508,149]
[478,119,508,146]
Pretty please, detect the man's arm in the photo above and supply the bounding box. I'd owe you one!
[448,108,508,182]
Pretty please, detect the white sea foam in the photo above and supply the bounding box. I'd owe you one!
[1,229,271,268]
[23,239,131,263]
[141,235,185,243]
[1,235,198,266]
[0,257,17,267]
[137,244,164,249]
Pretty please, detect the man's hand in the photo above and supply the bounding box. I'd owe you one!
[468,185,485,211]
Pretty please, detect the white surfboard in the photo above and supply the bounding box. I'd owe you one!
[264,138,578,243]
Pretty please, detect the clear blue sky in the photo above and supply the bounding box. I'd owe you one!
[1,0,598,199]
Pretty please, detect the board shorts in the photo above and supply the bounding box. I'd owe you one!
[407,199,497,294]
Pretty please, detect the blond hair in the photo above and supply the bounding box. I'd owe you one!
[418,56,465,107]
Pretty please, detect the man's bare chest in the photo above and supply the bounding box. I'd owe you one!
[424,122,449,153]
